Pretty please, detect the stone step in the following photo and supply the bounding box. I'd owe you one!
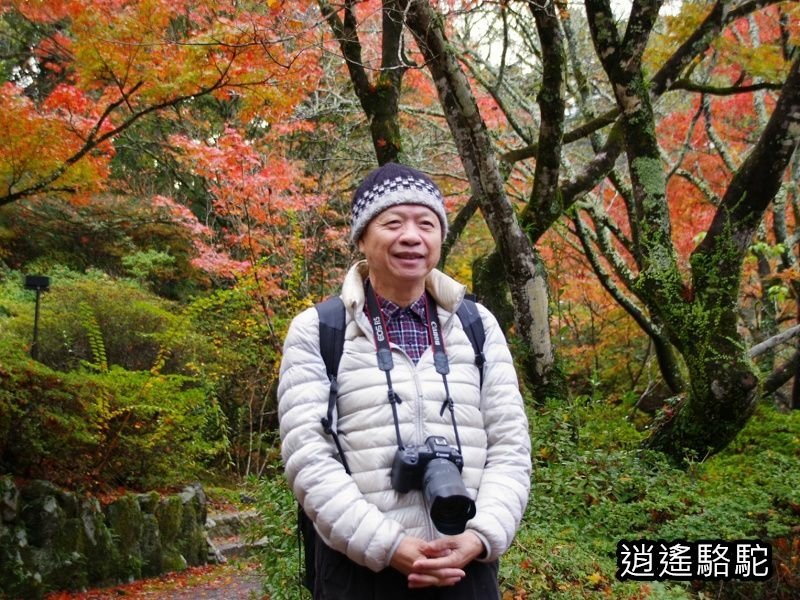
[205,509,265,563]
[206,509,261,539]
[209,535,269,560]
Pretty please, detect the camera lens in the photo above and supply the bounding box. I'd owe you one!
[423,458,476,535]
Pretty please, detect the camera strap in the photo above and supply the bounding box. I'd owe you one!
[424,293,463,454]
[364,281,463,455]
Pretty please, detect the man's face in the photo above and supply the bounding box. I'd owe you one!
[358,204,442,293]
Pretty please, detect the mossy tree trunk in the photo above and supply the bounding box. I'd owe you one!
[405,0,558,398]
[586,0,800,461]
[647,55,800,457]
[508,1,787,401]
[318,0,407,165]
[318,0,559,396]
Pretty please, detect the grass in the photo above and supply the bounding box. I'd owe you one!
[254,398,800,599]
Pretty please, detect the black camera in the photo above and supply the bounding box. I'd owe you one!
[390,436,476,535]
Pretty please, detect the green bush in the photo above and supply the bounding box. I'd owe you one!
[84,367,230,489]
[503,398,800,599]
[0,267,292,481]
[0,335,228,490]
[184,284,288,477]
[0,195,204,300]
[0,267,220,374]
[253,466,309,600]
[0,342,102,484]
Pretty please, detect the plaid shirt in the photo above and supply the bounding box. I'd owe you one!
[368,290,430,365]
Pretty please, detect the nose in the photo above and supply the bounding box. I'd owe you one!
[398,223,424,244]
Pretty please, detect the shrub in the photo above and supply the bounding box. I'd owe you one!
[253,465,305,600]
[0,341,102,484]
[0,267,294,481]
[185,283,292,478]
[0,333,228,490]
[505,398,800,599]
[85,367,229,489]
[0,195,205,300]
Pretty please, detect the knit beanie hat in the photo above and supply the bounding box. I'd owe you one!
[350,162,448,243]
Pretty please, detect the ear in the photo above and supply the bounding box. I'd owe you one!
[357,237,365,254]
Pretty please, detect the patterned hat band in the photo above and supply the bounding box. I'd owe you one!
[350,163,449,243]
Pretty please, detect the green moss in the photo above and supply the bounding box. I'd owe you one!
[105,494,143,580]
[161,547,188,572]
[139,514,163,577]
[0,521,44,599]
[47,518,89,590]
[503,400,800,598]
[631,155,665,199]
[137,491,160,515]
[0,475,19,521]
[81,497,116,584]
[155,495,183,545]
[177,487,207,566]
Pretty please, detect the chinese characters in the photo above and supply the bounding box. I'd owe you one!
[616,539,772,581]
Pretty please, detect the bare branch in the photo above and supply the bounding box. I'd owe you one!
[749,324,800,358]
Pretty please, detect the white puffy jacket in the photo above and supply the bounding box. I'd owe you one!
[278,261,531,572]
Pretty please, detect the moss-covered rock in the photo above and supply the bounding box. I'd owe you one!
[0,520,44,599]
[137,491,160,515]
[139,514,163,577]
[1,475,19,522]
[161,546,188,572]
[178,484,207,566]
[104,494,143,580]
[155,494,183,547]
[14,481,92,594]
[80,496,116,585]
[0,479,210,598]
[19,480,69,547]
[47,517,89,590]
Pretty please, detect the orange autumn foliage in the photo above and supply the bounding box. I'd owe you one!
[0,0,321,205]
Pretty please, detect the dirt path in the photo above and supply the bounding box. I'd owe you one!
[45,560,267,600]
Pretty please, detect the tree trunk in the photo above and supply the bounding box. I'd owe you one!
[472,251,514,333]
[646,55,800,458]
[584,0,800,460]
[406,0,557,398]
[317,0,406,165]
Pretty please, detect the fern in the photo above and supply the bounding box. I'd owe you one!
[79,301,107,372]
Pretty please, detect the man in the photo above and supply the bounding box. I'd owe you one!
[278,162,531,598]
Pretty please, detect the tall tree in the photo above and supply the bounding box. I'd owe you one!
[341,0,799,459]
[318,0,408,165]
[578,0,800,458]
[405,0,557,396]
[317,0,558,395]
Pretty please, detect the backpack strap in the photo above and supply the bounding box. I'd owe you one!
[315,296,350,474]
[456,296,486,389]
[298,297,347,591]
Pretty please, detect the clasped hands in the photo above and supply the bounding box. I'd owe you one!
[389,531,485,588]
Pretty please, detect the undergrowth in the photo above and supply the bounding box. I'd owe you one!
[254,397,800,599]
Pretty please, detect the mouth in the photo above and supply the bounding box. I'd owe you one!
[393,252,427,264]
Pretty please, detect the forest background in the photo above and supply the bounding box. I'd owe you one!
[0,0,799,598]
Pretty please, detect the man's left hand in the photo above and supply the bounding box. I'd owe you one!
[406,532,485,588]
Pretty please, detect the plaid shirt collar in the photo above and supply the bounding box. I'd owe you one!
[376,293,427,322]
[365,282,430,364]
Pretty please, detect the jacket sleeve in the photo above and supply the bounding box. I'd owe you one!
[466,303,532,562]
[278,306,405,572]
